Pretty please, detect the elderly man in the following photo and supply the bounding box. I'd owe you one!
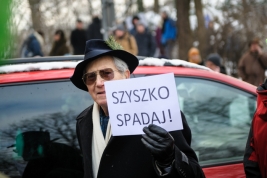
[70,39,205,178]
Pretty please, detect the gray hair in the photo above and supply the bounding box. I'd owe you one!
[83,56,129,74]
[113,57,129,73]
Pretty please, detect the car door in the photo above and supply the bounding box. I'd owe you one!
[175,76,256,177]
[0,79,94,177]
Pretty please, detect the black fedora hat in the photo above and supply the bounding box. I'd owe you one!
[70,39,139,91]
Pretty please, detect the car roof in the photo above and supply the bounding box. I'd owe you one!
[0,56,256,94]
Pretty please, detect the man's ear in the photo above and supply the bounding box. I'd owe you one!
[124,70,130,79]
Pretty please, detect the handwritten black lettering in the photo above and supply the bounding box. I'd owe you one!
[140,89,148,102]
[119,91,126,103]
[124,114,131,126]
[148,88,157,101]
[133,90,140,102]
[112,92,119,104]
[151,112,161,124]
[117,114,123,126]
[158,86,169,99]
[133,113,142,125]
[125,90,132,103]
[161,111,166,123]
[141,113,150,124]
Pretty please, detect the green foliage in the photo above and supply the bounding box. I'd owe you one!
[137,0,144,12]
[0,0,12,63]
[105,36,123,50]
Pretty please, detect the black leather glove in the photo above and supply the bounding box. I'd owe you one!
[141,124,175,166]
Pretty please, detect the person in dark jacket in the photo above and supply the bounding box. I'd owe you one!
[87,16,103,40]
[70,19,87,55]
[49,30,69,56]
[129,15,140,35]
[133,22,156,57]
[244,80,267,178]
[70,39,205,178]
[205,53,227,74]
[161,11,177,59]
[21,30,44,57]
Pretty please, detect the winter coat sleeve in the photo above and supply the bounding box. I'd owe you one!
[148,33,156,57]
[243,119,261,177]
[31,39,43,56]
[129,35,138,56]
[70,31,76,47]
[258,53,267,69]
[238,55,248,81]
[153,112,205,178]
[161,19,177,45]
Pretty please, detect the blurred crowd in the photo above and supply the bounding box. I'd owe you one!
[20,11,267,87]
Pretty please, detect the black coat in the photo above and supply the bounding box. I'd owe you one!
[49,38,69,56]
[76,105,205,178]
[134,31,156,57]
[87,17,103,40]
[70,29,87,55]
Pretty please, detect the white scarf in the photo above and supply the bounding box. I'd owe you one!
[92,102,112,178]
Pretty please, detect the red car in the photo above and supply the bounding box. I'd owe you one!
[0,56,256,177]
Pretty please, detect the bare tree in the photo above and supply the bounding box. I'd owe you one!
[137,0,144,12]
[154,0,159,13]
[2,111,78,148]
[176,0,193,60]
[28,0,43,30]
[88,0,94,16]
[194,0,208,58]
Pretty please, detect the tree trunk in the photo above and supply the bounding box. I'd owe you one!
[241,0,254,38]
[194,0,208,58]
[28,0,43,30]
[88,0,93,16]
[176,0,192,60]
[154,0,159,13]
[137,0,144,12]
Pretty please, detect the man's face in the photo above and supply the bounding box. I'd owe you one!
[161,12,167,19]
[54,34,60,41]
[137,24,145,33]
[85,56,130,108]
[133,19,139,26]
[76,22,83,30]
[206,61,219,72]
[115,30,124,38]
[250,43,260,53]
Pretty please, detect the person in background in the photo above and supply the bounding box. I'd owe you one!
[188,47,203,65]
[70,19,87,55]
[205,53,226,74]
[238,38,267,86]
[49,30,69,56]
[113,24,138,55]
[21,30,44,57]
[129,15,140,35]
[133,22,156,57]
[244,79,267,177]
[87,16,103,40]
[161,10,177,59]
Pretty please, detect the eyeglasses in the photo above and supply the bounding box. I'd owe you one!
[82,68,118,85]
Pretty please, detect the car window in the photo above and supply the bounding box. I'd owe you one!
[0,80,93,177]
[175,77,256,165]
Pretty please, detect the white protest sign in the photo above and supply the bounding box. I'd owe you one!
[105,73,183,136]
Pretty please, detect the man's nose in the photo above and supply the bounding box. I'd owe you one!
[95,74,104,86]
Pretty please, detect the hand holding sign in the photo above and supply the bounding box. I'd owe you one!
[142,124,175,166]
[105,73,183,136]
